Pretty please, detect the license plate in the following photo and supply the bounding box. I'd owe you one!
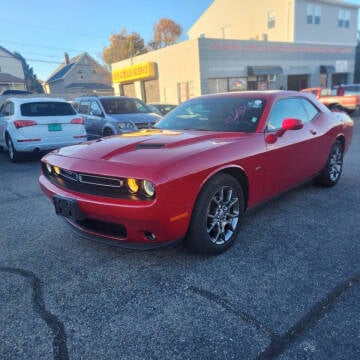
[53,195,85,221]
[48,123,62,131]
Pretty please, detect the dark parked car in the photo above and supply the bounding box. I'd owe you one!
[147,103,177,116]
[0,89,32,95]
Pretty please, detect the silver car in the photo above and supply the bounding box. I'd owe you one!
[73,96,162,139]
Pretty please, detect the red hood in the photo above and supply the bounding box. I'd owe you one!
[53,129,251,166]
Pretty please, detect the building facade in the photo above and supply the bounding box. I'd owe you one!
[188,0,358,46]
[0,46,26,93]
[44,53,113,99]
[111,0,359,104]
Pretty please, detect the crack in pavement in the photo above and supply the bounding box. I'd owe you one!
[257,271,360,359]
[187,285,279,340]
[188,271,360,360]
[0,266,69,360]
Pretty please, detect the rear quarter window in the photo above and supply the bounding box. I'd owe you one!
[21,102,76,116]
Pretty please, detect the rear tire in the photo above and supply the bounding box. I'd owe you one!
[6,135,23,162]
[316,140,343,187]
[186,173,244,255]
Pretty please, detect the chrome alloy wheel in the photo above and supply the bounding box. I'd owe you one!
[328,144,343,182]
[206,186,240,245]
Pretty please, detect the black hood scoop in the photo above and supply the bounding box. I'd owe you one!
[136,143,165,149]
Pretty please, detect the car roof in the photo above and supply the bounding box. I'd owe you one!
[74,95,136,101]
[7,97,68,104]
[189,90,303,101]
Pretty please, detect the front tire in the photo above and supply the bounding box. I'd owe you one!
[186,173,244,255]
[316,139,343,187]
[102,128,114,137]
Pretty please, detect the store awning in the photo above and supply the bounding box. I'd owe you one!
[320,65,336,74]
[247,66,283,76]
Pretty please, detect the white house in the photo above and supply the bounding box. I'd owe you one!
[0,46,26,93]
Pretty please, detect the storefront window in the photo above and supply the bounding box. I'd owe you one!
[229,78,247,91]
[207,78,228,94]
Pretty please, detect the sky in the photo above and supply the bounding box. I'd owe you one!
[0,0,214,81]
[1,0,360,82]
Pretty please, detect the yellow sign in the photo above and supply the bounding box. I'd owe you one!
[112,62,156,83]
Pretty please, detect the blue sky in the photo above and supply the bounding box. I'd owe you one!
[1,0,360,81]
[0,0,213,80]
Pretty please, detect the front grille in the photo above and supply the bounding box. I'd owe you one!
[136,122,153,129]
[42,163,150,200]
[78,174,123,188]
[61,169,78,182]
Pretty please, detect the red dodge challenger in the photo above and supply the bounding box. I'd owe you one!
[39,91,354,254]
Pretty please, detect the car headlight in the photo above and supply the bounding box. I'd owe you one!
[142,180,155,197]
[127,178,139,193]
[46,163,52,174]
[127,178,155,197]
[118,122,136,129]
[45,163,60,175]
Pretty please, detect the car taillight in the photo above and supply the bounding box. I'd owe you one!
[71,117,84,124]
[13,120,37,129]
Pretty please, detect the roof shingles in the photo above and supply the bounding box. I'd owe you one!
[47,63,74,83]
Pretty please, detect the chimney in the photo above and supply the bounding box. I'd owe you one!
[64,52,70,65]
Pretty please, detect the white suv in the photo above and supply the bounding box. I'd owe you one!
[0,97,87,162]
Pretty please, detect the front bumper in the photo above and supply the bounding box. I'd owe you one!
[39,174,189,249]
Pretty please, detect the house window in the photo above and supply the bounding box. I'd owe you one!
[267,11,276,29]
[338,9,350,28]
[307,4,321,25]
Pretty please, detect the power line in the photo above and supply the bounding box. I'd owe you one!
[0,54,105,67]
[0,38,101,57]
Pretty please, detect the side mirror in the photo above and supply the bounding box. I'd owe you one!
[282,118,303,131]
[266,118,303,144]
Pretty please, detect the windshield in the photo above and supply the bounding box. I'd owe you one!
[100,98,151,115]
[154,97,265,132]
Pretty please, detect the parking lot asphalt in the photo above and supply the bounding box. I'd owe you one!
[0,118,359,360]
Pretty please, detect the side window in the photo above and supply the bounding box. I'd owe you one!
[300,98,319,121]
[1,102,14,116]
[78,101,90,114]
[90,101,102,115]
[133,100,148,113]
[267,98,309,130]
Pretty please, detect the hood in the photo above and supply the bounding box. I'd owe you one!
[54,129,251,167]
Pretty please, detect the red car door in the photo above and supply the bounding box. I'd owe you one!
[262,97,323,199]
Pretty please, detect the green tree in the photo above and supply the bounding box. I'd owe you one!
[102,29,148,66]
[151,18,182,49]
[14,52,44,93]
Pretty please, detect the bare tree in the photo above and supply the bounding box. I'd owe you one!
[151,18,182,49]
[102,29,147,66]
